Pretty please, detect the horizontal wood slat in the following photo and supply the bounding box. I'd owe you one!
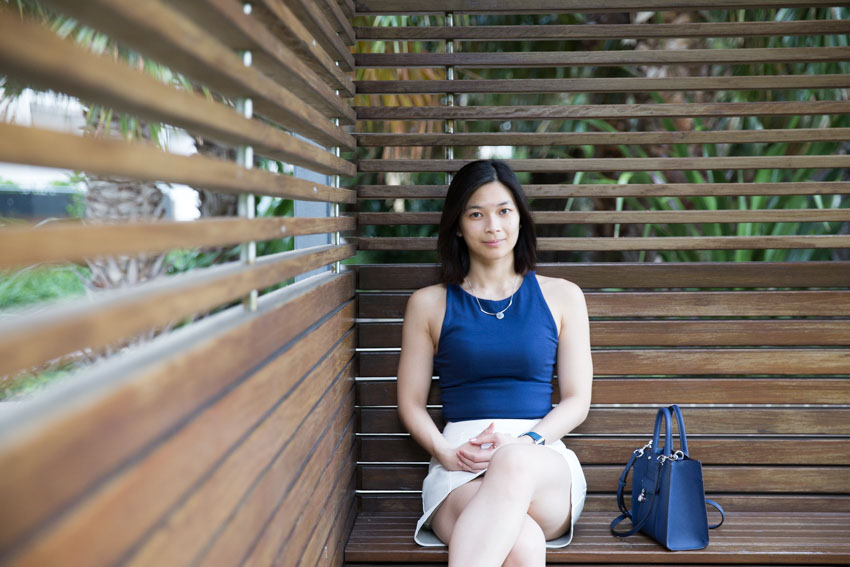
[358,436,850,465]
[318,0,356,46]
[0,12,354,171]
[355,20,850,40]
[128,347,354,567]
[357,493,850,515]
[355,262,850,290]
[358,209,850,225]
[358,464,849,494]
[356,235,850,251]
[359,348,850,377]
[356,47,850,68]
[358,407,850,436]
[251,0,354,89]
[355,75,850,94]
[168,0,356,119]
[356,181,850,199]
[354,0,844,13]
[358,156,850,172]
[0,272,353,556]
[1,216,355,270]
[282,0,356,70]
[195,368,355,567]
[45,0,355,150]
[345,512,850,564]
[0,244,354,378]
[356,376,850,406]
[2,312,354,567]
[354,127,850,147]
[355,101,850,120]
[0,123,355,203]
[359,290,850,317]
[357,320,850,348]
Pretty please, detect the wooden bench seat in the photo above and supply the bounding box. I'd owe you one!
[345,262,850,566]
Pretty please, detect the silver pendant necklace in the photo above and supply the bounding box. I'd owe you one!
[465,274,521,320]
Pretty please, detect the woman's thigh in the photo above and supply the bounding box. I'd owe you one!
[430,478,483,544]
[487,444,574,540]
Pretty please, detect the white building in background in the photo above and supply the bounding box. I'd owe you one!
[0,89,199,220]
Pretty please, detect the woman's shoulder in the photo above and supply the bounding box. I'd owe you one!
[407,283,448,314]
[535,274,584,298]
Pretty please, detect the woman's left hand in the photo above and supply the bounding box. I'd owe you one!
[455,422,526,472]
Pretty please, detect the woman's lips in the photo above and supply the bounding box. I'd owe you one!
[483,240,504,247]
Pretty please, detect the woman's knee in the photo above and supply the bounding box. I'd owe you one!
[503,516,546,567]
[487,444,535,480]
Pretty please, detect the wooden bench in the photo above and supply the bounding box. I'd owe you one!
[345,262,850,565]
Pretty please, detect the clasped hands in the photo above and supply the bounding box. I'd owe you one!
[443,422,532,473]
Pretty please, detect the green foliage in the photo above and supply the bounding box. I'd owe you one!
[355,7,850,263]
[0,264,89,310]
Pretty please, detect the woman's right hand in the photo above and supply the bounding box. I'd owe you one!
[437,422,501,472]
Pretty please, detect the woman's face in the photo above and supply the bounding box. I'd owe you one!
[458,181,521,263]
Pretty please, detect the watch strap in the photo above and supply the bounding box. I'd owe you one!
[519,431,545,445]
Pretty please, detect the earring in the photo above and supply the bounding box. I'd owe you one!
[456,231,462,237]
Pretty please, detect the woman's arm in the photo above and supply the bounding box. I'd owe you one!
[397,286,458,469]
[529,278,593,444]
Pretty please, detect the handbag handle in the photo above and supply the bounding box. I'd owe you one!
[668,404,690,456]
[651,406,673,458]
[611,458,664,537]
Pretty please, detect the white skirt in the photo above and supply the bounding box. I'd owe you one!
[414,418,587,548]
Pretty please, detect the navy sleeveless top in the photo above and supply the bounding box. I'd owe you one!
[434,271,559,422]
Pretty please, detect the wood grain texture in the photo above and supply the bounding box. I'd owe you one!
[357,319,850,348]
[354,101,850,120]
[3,311,354,567]
[355,19,850,40]
[345,512,850,564]
[0,216,355,269]
[358,436,850,466]
[0,124,355,203]
[0,13,355,167]
[355,181,850,199]
[356,376,850,406]
[197,363,355,567]
[358,156,850,172]
[0,244,354,378]
[355,74,850,94]
[358,208,850,225]
[358,464,849,493]
[359,348,850,377]
[355,262,850,290]
[355,235,850,252]
[354,127,850,147]
[354,0,841,14]
[252,0,354,91]
[0,272,353,558]
[356,47,850,68]
[168,0,355,118]
[283,0,355,69]
[120,332,355,567]
[358,407,850,436]
[357,493,850,515]
[44,0,354,149]
[359,289,850,318]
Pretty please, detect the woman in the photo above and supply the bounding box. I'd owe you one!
[397,159,593,567]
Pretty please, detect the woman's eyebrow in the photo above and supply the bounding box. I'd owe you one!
[464,201,512,211]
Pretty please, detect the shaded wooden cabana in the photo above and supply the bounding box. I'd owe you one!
[0,1,848,566]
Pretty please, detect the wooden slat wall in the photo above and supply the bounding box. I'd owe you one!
[0,3,356,567]
[350,1,850,519]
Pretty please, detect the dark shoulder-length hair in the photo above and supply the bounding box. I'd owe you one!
[437,159,537,284]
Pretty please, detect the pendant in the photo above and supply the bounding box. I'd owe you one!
[496,312,505,320]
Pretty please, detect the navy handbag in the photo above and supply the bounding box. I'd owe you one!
[610,405,725,551]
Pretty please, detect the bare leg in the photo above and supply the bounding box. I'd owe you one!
[445,444,573,567]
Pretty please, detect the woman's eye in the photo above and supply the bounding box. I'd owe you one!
[469,212,482,218]
[500,208,512,215]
